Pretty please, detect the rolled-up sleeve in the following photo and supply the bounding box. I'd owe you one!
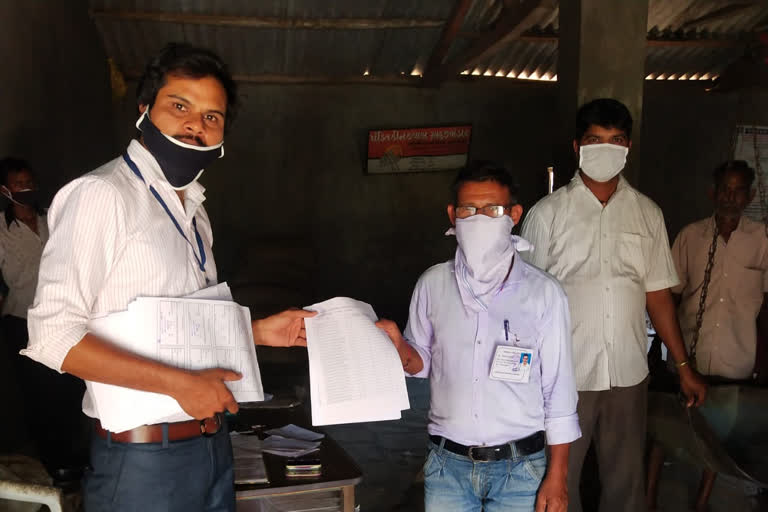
[670,229,688,295]
[23,177,126,372]
[402,275,433,378]
[519,205,551,271]
[540,283,581,445]
[645,210,680,292]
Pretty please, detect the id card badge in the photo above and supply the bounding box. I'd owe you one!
[490,345,533,383]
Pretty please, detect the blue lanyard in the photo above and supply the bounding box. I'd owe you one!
[122,153,207,277]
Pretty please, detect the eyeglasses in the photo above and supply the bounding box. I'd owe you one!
[455,205,510,219]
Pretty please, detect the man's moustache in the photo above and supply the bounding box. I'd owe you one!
[173,135,205,146]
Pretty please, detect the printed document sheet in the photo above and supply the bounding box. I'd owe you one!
[304,297,410,425]
[86,283,264,432]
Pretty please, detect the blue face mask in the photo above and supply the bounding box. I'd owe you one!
[135,110,224,190]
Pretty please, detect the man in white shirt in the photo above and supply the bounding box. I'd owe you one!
[520,98,707,512]
[0,158,85,472]
[24,43,313,511]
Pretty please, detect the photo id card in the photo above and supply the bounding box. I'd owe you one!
[490,345,533,383]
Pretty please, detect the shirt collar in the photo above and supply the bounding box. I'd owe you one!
[703,214,749,238]
[569,171,629,192]
[125,139,206,204]
[568,171,629,205]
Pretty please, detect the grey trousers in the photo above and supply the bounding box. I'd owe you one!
[567,377,648,512]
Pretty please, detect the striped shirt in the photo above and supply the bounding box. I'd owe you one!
[24,139,216,395]
[0,213,48,318]
[520,173,679,391]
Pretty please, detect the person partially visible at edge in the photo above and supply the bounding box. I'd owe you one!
[671,160,768,381]
[378,161,580,512]
[519,98,707,512]
[23,43,315,511]
[0,158,85,473]
[647,160,768,512]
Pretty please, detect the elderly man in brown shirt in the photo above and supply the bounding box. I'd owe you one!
[672,160,768,379]
[647,160,768,512]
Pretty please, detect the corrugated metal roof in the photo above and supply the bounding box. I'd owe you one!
[89,0,768,83]
[91,0,458,19]
[97,19,443,76]
[648,0,768,35]
[645,44,743,80]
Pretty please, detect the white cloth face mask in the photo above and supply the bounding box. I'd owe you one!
[579,143,628,182]
[448,215,515,312]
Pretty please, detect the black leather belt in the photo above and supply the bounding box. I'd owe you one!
[430,431,545,462]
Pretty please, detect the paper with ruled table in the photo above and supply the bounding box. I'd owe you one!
[304,297,410,425]
[85,283,264,433]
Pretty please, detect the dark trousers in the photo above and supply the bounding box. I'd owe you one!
[567,377,648,512]
[1,315,88,469]
[84,427,235,512]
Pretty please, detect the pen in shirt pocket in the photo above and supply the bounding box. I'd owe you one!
[504,319,509,342]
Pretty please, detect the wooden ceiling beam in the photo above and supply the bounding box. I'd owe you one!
[424,0,544,86]
[424,0,473,75]
[459,31,747,48]
[123,70,425,86]
[89,9,445,30]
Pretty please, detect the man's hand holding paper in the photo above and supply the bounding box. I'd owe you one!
[303,297,410,425]
[252,308,316,348]
[173,368,242,419]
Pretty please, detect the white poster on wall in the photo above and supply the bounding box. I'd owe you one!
[733,125,768,223]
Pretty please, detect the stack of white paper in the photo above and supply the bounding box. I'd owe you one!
[86,283,264,433]
[304,297,410,425]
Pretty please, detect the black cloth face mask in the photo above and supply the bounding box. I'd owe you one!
[135,110,224,189]
[2,188,39,208]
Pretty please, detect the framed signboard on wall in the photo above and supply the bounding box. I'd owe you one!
[366,125,472,174]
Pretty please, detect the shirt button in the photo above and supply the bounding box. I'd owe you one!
[605,287,610,291]
[716,323,720,327]
[477,340,482,344]
[720,298,724,302]
[474,414,479,419]
[724,273,728,277]
[474,378,479,383]
[606,314,611,318]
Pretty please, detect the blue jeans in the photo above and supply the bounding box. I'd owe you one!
[424,439,547,512]
[84,427,235,511]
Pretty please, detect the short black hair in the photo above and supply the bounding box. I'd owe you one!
[0,157,32,187]
[451,161,519,205]
[575,98,633,141]
[136,43,239,131]
[713,160,755,189]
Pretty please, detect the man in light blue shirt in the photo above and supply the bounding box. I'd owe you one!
[378,162,580,512]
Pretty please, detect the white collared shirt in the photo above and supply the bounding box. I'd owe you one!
[0,213,49,318]
[24,140,217,407]
[521,173,679,391]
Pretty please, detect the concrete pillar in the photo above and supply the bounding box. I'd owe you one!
[556,0,649,187]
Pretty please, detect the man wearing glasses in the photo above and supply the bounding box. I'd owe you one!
[377,161,580,512]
